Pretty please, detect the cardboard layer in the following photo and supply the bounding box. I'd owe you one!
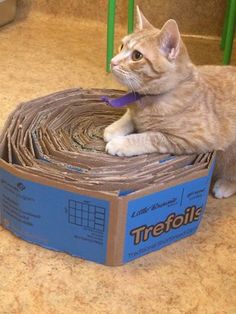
[0,88,216,265]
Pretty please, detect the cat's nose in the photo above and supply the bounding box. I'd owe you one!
[110,59,119,68]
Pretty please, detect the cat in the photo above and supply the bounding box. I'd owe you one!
[103,7,236,199]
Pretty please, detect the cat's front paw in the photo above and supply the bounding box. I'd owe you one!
[212,179,236,199]
[106,137,137,157]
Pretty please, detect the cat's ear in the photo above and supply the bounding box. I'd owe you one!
[158,19,180,61]
[136,6,155,31]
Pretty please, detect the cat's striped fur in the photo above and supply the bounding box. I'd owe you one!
[104,7,236,198]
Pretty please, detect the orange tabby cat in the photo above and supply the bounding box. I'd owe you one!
[104,7,236,199]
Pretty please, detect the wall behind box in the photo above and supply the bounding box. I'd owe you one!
[0,154,215,266]
[17,0,227,36]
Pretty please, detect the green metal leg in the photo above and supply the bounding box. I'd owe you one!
[223,0,236,64]
[221,0,231,50]
[106,0,116,72]
[128,0,135,34]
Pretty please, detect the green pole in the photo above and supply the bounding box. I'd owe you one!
[221,0,231,50]
[106,0,116,72]
[223,0,236,64]
[128,0,135,34]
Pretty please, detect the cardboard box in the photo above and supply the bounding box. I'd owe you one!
[0,155,215,266]
[0,88,215,266]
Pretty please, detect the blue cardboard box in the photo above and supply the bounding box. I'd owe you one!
[0,153,215,266]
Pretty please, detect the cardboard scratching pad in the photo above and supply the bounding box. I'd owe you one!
[0,88,215,265]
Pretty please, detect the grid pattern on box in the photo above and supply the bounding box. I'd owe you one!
[68,200,105,231]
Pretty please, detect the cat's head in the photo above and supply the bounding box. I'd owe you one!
[111,7,193,95]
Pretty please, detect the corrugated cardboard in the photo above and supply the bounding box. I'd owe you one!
[0,88,215,265]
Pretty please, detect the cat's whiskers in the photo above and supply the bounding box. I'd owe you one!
[120,69,136,93]
[130,75,142,90]
[126,75,136,93]
[113,66,151,95]
[127,73,143,92]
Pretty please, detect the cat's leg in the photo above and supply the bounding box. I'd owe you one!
[106,131,180,157]
[103,109,134,143]
[212,150,236,199]
[106,130,215,156]
[212,179,236,199]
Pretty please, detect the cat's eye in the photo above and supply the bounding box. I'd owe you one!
[132,50,143,61]
[118,43,124,52]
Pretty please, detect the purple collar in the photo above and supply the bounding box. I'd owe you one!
[101,92,144,108]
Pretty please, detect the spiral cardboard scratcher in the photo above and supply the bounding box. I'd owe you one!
[0,88,215,265]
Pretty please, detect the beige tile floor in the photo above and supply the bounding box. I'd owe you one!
[0,11,236,314]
